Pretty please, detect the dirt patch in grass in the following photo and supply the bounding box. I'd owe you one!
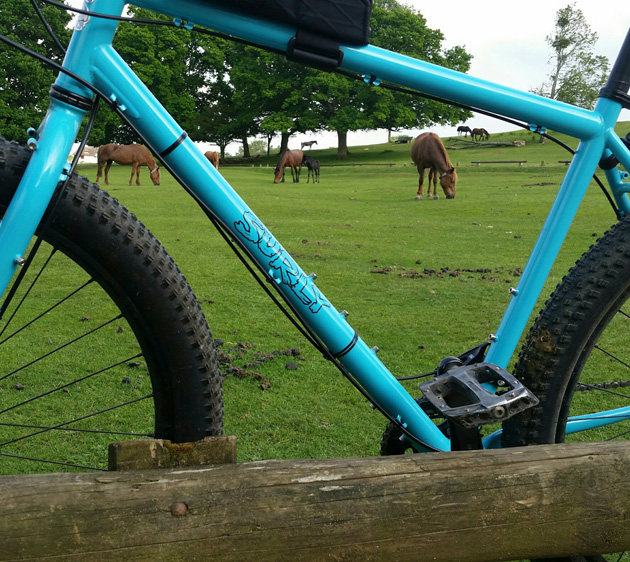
[371,264,523,283]
[214,339,305,390]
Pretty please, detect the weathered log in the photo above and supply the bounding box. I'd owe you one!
[447,140,526,149]
[2,441,630,561]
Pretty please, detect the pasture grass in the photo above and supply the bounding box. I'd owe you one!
[70,125,628,462]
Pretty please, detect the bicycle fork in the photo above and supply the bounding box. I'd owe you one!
[0,98,87,309]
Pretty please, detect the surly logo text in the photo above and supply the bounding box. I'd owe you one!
[234,211,331,313]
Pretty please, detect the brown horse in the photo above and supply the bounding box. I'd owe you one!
[410,133,457,200]
[274,149,304,183]
[471,128,490,142]
[300,140,317,150]
[204,150,220,169]
[96,144,160,186]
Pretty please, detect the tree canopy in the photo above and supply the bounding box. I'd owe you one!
[0,0,71,142]
[1,0,472,158]
[192,0,472,158]
[90,7,226,146]
[533,3,609,109]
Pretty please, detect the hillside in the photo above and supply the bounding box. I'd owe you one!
[255,121,630,169]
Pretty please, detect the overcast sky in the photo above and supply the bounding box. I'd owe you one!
[412,0,629,93]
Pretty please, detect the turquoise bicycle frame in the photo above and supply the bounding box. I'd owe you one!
[2,0,630,450]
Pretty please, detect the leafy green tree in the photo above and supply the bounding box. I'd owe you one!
[234,139,269,157]
[303,71,367,159]
[0,0,71,141]
[89,8,226,146]
[293,0,473,158]
[192,88,240,158]
[533,3,609,109]
[367,0,472,143]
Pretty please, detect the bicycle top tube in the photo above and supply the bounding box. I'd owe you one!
[129,0,609,141]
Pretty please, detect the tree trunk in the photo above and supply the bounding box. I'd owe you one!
[387,129,392,143]
[266,134,273,156]
[241,137,251,158]
[337,130,349,159]
[280,132,290,154]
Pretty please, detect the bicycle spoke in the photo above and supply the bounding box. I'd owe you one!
[0,313,124,383]
[0,451,108,472]
[0,394,153,447]
[0,353,143,415]
[0,420,152,438]
[0,239,50,330]
[605,427,630,441]
[594,344,630,371]
[0,277,95,346]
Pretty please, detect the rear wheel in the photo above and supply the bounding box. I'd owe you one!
[0,139,222,473]
[503,215,630,562]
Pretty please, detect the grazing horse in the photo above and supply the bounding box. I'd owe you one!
[457,125,472,137]
[96,144,160,186]
[302,155,320,183]
[204,150,220,169]
[471,128,490,142]
[300,140,317,150]
[274,149,304,183]
[410,133,457,200]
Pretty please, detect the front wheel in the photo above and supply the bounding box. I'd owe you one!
[0,139,223,473]
[503,215,630,562]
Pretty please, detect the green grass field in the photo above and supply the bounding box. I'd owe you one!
[68,125,628,463]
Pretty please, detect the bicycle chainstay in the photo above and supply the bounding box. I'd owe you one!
[577,380,630,391]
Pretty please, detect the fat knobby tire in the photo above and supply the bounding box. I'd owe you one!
[0,138,222,443]
[503,214,630,448]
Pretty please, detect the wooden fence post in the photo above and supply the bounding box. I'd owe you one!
[108,436,237,471]
[1,441,630,561]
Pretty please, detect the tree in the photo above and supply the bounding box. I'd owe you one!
[533,3,609,109]
[87,8,227,146]
[192,85,240,159]
[367,0,472,143]
[0,1,71,141]
[303,0,472,158]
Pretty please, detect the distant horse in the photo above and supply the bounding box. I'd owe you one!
[204,150,220,169]
[457,126,472,137]
[410,133,457,200]
[302,155,320,183]
[274,149,304,183]
[471,128,490,142]
[96,144,160,186]
[301,140,317,150]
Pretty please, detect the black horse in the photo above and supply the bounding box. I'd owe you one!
[302,155,320,183]
[457,125,472,137]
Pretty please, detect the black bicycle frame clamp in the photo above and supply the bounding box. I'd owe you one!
[287,29,343,72]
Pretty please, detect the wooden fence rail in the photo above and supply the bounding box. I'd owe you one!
[2,441,630,561]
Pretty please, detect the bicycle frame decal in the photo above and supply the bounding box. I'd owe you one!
[234,211,331,314]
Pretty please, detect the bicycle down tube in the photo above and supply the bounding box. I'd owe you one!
[2,0,630,451]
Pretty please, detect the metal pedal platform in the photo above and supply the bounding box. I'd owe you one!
[418,362,538,429]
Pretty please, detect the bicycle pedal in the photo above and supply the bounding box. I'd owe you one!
[418,363,539,429]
